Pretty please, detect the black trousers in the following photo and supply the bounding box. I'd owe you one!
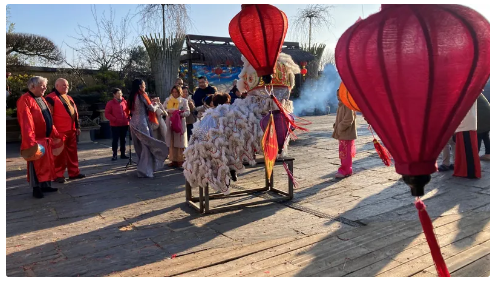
[477,131,490,155]
[111,126,128,156]
[187,124,194,141]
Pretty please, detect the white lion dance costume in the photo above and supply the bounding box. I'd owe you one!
[183,53,301,195]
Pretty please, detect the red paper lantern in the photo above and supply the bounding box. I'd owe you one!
[229,4,288,84]
[300,68,307,75]
[300,61,307,67]
[336,4,490,196]
[214,67,223,76]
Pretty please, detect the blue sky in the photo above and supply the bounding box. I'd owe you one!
[7,3,490,67]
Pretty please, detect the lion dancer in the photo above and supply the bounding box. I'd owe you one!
[17,76,63,198]
[45,78,86,183]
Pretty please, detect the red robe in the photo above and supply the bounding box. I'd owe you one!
[45,90,81,178]
[17,92,61,183]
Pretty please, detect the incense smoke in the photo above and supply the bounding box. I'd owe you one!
[293,64,341,116]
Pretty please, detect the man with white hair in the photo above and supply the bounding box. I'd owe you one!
[17,76,62,198]
[45,78,85,183]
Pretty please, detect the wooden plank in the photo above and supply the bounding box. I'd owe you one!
[425,240,490,275]
[376,237,490,277]
[264,213,489,277]
[206,198,290,214]
[181,223,401,277]
[186,200,202,212]
[391,221,490,264]
[111,236,300,277]
[207,188,269,199]
[411,270,437,277]
[229,221,417,277]
[450,254,490,277]
[332,218,488,277]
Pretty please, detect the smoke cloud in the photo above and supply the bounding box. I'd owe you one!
[293,64,342,116]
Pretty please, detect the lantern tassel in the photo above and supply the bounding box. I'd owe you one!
[415,198,450,277]
[368,125,393,166]
[270,94,309,133]
[283,162,299,188]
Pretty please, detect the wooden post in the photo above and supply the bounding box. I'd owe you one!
[185,181,192,201]
[198,185,204,213]
[187,36,194,90]
[204,184,210,214]
[265,166,269,190]
[269,169,274,190]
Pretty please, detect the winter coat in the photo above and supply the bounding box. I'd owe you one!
[477,93,490,133]
[104,98,129,127]
[164,96,190,148]
[332,101,357,140]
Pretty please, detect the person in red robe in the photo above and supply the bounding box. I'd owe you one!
[45,78,85,183]
[17,76,62,198]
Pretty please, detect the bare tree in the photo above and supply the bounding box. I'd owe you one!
[67,5,137,74]
[137,4,190,37]
[291,4,334,47]
[6,33,63,67]
[7,5,15,33]
[60,48,89,86]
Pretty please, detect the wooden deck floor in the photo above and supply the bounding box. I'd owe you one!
[6,115,490,277]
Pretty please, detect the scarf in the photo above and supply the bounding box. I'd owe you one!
[166,96,180,110]
[53,89,76,120]
[138,90,158,125]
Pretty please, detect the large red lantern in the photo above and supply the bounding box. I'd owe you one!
[336,4,490,196]
[300,68,307,75]
[336,4,490,277]
[214,67,223,76]
[229,4,288,84]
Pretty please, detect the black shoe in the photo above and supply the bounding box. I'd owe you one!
[121,154,129,159]
[69,174,86,180]
[54,177,66,183]
[438,165,450,172]
[42,187,58,193]
[449,164,454,170]
[33,187,44,199]
[112,155,118,161]
[230,170,238,182]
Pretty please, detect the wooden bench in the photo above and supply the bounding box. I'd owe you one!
[185,156,295,214]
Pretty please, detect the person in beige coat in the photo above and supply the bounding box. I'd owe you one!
[164,86,190,168]
[332,92,358,178]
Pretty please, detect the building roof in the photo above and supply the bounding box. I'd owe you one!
[181,34,315,66]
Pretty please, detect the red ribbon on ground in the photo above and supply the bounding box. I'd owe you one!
[415,198,450,277]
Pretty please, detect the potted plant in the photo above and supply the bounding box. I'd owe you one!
[78,117,101,143]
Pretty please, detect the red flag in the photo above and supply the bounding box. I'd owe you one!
[262,113,278,179]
